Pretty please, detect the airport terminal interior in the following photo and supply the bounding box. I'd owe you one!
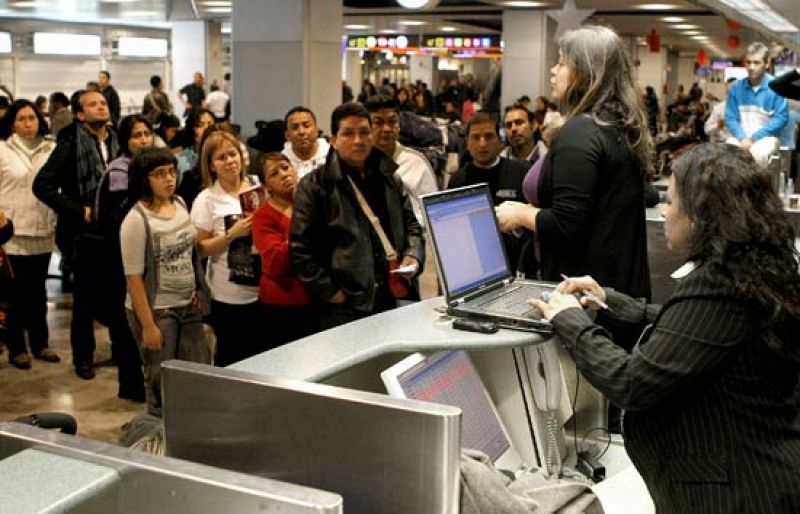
[0,1,799,513]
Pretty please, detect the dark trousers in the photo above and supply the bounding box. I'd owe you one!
[5,253,51,358]
[317,285,397,331]
[210,299,264,367]
[259,303,317,349]
[71,235,144,395]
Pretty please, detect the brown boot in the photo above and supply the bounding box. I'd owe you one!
[10,353,32,370]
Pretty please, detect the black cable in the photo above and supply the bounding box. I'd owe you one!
[580,426,613,460]
[572,361,580,460]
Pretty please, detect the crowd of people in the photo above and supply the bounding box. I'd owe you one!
[0,24,798,512]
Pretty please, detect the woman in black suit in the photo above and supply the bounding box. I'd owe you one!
[532,143,800,513]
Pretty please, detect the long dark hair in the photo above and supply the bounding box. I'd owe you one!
[118,114,153,156]
[181,108,215,149]
[0,99,50,139]
[558,25,654,174]
[671,143,800,357]
[128,147,178,206]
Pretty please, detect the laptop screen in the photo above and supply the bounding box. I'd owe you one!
[391,351,511,463]
[425,186,510,297]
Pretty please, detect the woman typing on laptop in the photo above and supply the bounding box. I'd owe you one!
[530,144,800,513]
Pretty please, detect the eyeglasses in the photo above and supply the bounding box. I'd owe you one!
[149,168,177,179]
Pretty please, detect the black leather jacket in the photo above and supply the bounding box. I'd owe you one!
[290,148,425,312]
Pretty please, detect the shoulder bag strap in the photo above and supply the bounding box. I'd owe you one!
[346,175,397,260]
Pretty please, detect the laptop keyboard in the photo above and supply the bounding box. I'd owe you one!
[477,285,543,318]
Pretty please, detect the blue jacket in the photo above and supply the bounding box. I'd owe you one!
[725,74,788,141]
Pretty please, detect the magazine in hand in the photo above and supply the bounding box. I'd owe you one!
[239,179,267,216]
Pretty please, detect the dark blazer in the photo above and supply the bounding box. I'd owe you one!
[290,148,424,312]
[536,114,651,300]
[552,267,800,514]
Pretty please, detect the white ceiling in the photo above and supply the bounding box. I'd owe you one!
[0,0,796,58]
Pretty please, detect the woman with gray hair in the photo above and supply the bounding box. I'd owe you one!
[497,25,653,306]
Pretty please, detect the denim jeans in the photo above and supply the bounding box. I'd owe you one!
[127,303,210,416]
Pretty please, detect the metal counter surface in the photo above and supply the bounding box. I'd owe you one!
[230,297,546,381]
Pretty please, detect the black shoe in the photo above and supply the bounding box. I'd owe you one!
[75,362,95,380]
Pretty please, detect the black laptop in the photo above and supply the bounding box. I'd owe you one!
[421,184,555,333]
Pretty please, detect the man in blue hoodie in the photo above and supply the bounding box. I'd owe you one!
[725,42,788,168]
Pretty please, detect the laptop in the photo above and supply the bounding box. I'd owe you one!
[421,184,555,333]
[381,350,530,476]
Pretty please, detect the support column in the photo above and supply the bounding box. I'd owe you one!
[409,54,434,89]
[344,49,363,96]
[231,0,342,137]
[501,10,556,108]
[206,21,225,89]
[171,21,207,105]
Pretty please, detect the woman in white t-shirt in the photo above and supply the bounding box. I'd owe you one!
[190,131,262,366]
[120,147,210,416]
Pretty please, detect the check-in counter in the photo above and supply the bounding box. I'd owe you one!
[0,422,342,513]
[161,297,627,513]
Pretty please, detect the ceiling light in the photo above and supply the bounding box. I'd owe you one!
[503,1,547,6]
[396,0,440,9]
[380,29,399,34]
[441,26,457,32]
[398,20,426,26]
[9,2,43,7]
[344,24,371,30]
[199,1,231,5]
[636,4,679,9]
[661,16,684,22]
[716,0,798,33]
[690,35,709,40]
[204,7,231,13]
[671,24,698,29]
[100,0,138,3]
[681,31,702,35]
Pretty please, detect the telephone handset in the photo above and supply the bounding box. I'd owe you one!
[530,340,563,413]
[527,340,564,477]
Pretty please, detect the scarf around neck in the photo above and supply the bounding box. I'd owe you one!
[76,123,118,203]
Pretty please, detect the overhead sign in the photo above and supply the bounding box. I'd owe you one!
[347,35,419,50]
[422,35,499,49]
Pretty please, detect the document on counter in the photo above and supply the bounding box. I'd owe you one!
[390,263,419,274]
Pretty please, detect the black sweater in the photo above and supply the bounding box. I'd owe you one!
[537,114,651,300]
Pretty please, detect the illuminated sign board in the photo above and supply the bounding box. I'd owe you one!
[423,35,499,49]
[347,35,419,50]
[711,59,733,70]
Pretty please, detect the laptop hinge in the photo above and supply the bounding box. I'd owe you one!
[457,280,509,304]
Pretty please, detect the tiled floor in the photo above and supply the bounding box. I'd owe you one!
[0,263,142,445]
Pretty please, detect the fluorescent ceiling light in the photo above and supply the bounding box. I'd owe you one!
[397,0,440,8]
[34,33,101,55]
[716,0,798,33]
[661,16,685,22]
[118,37,168,57]
[398,20,426,26]
[100,0,138,3]
[441,26,457,32]
[380,29,399,34]
[690,35,710,40]
[636,3,679,9]
[344,24,371,30]
[503,1,547,6]
[9,1,44,7]
[199,1,231,5]
[0,32,10,53]
[671,24,698,29]
[204,7,231,13]
[681,30,702,35]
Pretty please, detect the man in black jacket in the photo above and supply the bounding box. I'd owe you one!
[33,90,144,401]
[449,112,529,273]
[98,70,121,127]
[291,103,424,330]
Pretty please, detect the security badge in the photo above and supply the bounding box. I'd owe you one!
[496,189,518,200]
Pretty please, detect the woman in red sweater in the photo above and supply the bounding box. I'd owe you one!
[252,153,315,348]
